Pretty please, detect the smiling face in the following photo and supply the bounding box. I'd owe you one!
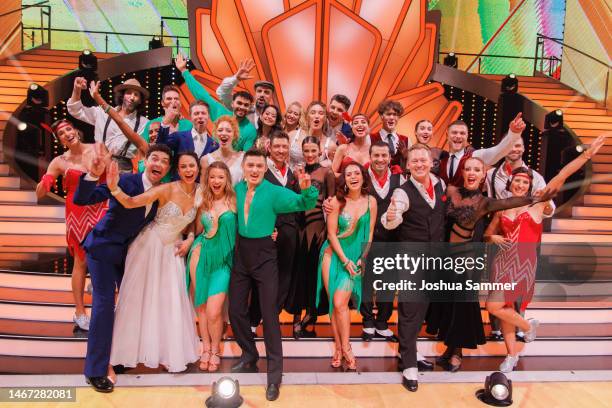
[370,145,390,174]
[344,164,364,193]
[232,96,251,119]
[269,135,289,165]
[506,138,525,163]
[381,108,399,132]
[242,154,267,186]
[208,167,228,197]
[177,154,198,184]
[308,104,326,132]
[215,120,235,147]
[55,123,80,147]
[285,104,301,128]
[447,123,469,153]
[462,157,485,190]
[510,173,532,197]
[261,106,278,127]
[407,147,432,182]
[255,86,273,109]
[148,121,161,144]
[302,141,320,165]
[416,120,433,144]
[191,104,210,133]
[144,150,171,184]
[351,115,369,139]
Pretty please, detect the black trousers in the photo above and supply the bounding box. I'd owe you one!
[360,300,394,330]
[249,225,297,325]
[398,301,429,369]
[229,235,283,384]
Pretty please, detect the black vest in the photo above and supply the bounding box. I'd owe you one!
[265,168,300,228]
[369,173,401,242]
[397,179,445,242]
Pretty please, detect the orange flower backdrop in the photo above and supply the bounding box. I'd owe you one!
[183,0,462,149]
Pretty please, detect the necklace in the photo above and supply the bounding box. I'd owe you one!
[178,182,195,197]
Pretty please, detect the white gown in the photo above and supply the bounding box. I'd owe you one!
[110,194,201,372]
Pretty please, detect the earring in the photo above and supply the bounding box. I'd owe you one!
[344,185,348,193]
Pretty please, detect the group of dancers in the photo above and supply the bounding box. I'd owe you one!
[35,53,607,400]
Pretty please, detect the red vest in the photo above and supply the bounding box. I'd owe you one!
[438,146,475,187]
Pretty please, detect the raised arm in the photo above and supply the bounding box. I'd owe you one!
[66,76,98,126]
[473,113,526,165]
[216,59,256,109]
[106,161,167,208]
[89,81,148,156]
[331,143,348,175]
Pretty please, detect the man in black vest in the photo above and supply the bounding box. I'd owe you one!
[249,131,301,331]
[361,141,401,342]
[381,143,446,392]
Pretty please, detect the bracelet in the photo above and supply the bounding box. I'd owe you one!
[110,186,122,196]
[342,259,350,268]
[103,105,111,114]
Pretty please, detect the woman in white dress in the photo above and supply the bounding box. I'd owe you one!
[106,152,202,374]
[202,115,244,185]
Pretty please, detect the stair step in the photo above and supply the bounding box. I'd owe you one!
[0,177,20,188]
[24,49,114,58]
[520,82,569,89]
[554,107,609,115]
[2,59,77,70]
[0,204,64,219]
[0,66,69,76]
[589,184,612,194]
[519,87,576,95]
[572,206,612,218]
[542,232,612,242]
[541,244,612,257]
[0,234,66,246]
[0,95,26,104]
[523,93,587,102]
[567,122,612,131]
[0,221,65,235]
[0,164,9,175]
[593,163,612,172]
[482,75,558,82]
[0,87,27,96]
[0,79,36,89]
[551,218,612,232]
[14,55,80,64]
[584,195,612,206]
[592,154,612,164]
[0,190,37,203]
[575,129,612,138]
[0,73,57,82]
[0,246,65,254]
[565,114,612,124]
[541,101,600,109]
[0,253,39,261]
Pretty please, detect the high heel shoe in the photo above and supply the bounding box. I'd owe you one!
[342,344,357,372]
[447,353,462,373]
[199,350,211,371]
[331,346,342,368]
[208,352,221,373]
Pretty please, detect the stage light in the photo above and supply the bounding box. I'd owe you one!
[544,109,563,129]
[149,36,163,50]
[17,122,27,131]
[79,49,98,72]
[26,83,49,107]
[443,52,458,68]
[501,74,518,94]
[205,377,243,408]
[475,372,513,406]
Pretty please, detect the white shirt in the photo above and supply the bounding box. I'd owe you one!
[66,99,147,158]
[447,129,522,176]
[368,167,407,199]
[325,120,342,144]
[191,128,208,157]
[216,74,259,128]
[379,129,407,153]
[267,158,289,186]
[141,173,153,216]
[381,174,446,230]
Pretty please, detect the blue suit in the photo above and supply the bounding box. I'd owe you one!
[157,126,219,180]
[73,172,159,378]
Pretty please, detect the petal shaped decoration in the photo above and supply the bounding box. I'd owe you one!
[193,5,236,79]
[392,23,438,94]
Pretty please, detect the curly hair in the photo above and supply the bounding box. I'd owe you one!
[335,161,370,211]
[213,115,240,143]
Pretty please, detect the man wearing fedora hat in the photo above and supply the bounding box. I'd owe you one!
[68,77,149,173]
[215,58,275,129]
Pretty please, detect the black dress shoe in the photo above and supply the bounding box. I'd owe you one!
[375,332,399,343]
[362,331,375,341]
[86,376,114,393]
[417,359,434,371]
[231,360,258,373]
[402,377,418,392]
[266,383,280,401]
[516,333,526,343]
[298,328,317,338]
[112,365,126,374]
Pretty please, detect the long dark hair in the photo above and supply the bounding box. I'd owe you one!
[256,104,282,137]
[336,162,370,211]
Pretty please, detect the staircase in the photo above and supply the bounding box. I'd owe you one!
[0,48,114,268]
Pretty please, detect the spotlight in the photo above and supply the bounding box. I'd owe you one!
[544,109,563,129]
[443,52,458,68]
[79,49,98,72]
[475,372,513,406]
[17,122,27,131]
[149,36,163,50]
[205,377,243,408]
[26,83,49,107]
[501,74,519,94]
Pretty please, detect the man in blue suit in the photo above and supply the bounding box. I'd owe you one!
[157,99,219,180]
[73,143,172,393]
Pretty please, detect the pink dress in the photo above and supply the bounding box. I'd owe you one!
[63,168,108,259]
[491,211,542,310]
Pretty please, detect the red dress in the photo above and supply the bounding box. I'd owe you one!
[491,211,542,310]
[64,168,108,259]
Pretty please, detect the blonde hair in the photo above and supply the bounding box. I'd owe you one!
[213,115,240,143]
[301,100,328,135]
[282,101,303,131]
[200,161,236,212]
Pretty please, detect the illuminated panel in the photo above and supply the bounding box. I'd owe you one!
[263,1,321,109]
[393,23,437,93]
[195,9,233,79]
[321,1,381,111]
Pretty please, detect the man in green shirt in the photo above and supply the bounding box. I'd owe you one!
[174,53,258,151]
[229,149,317,401]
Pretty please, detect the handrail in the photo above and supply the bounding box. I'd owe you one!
[465,0,529,72]
[22,26,189,40]
[0,1,49,19]
[538,34,612,69]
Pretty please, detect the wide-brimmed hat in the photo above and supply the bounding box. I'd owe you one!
[113,78,150,100]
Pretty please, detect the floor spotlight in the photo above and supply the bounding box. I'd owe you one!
[475,371,513,406]
[443,52,458,68]
[205,377,243,408]
[544,109,563,129]
[501,73,519,94]
[149,36,163,49]
[27,83,49,108]
[79,49,98,72]
[17,122,28,131]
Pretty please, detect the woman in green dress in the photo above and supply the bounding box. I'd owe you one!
[187,161,237,372]
[317,162,377,371]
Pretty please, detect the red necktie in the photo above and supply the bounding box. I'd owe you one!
[374,171,388,189]
[425,179,434,199]
[278,165,287,177]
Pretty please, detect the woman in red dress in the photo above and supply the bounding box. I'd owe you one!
[36,120,108,331]
[485,134,606,373]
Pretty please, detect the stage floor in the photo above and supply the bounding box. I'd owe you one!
[0,382,610,407]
